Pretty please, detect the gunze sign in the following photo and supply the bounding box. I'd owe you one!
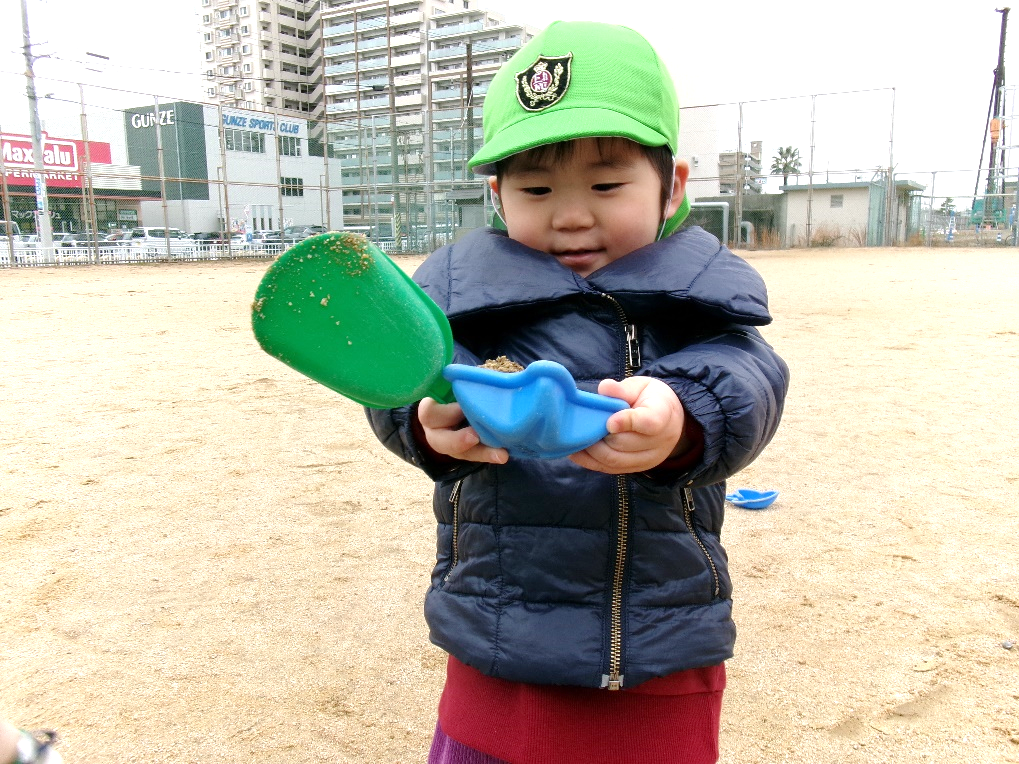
[130,109,176,129]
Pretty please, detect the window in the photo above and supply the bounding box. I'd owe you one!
[830,194,844,209]
[206,69,215,79]
[219,47,234,57]
[239,5,249,14]
[205,51,214,61]
[224,129,267,153]
[241,44,252,54]
[218,9,232,19]
[208,87,217,97]
[278,135,301,156]
[243,63,252,73]
[241,25,250,34]
[204,32,212,42]
[281,177,304,197]
[202,13,211,22]
[243,82,254,92]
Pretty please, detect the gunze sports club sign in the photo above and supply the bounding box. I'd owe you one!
[1,131,112,189]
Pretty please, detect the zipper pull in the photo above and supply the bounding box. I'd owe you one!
[601,673,624,691]
[625,323,641,372]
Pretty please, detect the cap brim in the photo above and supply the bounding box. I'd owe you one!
[468,106,673,175]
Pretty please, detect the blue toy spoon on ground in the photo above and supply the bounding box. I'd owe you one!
[725,489,779,509]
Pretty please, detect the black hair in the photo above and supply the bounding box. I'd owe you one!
[494,137,676,210]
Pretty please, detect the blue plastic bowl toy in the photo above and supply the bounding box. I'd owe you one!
[724,489,779,509]
[442,360,629,459]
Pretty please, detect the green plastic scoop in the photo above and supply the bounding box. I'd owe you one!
[251,232,455,408]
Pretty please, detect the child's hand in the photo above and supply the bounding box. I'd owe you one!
[417,397,509,464]
[569,377,686,474]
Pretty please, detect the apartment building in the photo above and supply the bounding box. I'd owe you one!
[319,0,536,248]
[718,140,764,195]
[199,0,324,118]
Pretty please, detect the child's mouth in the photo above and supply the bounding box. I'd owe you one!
[553,249,602,264]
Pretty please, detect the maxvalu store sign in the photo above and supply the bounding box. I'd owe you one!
[2,131,113,189]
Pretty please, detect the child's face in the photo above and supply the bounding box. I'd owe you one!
[493,138,686,277]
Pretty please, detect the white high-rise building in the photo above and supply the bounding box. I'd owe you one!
[198,0,536,249]
[198,0,324,118]
[320,0,536,248]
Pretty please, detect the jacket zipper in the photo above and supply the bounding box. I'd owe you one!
[682,486,720,597]
[443,478,464,583]
[600,294,639,690]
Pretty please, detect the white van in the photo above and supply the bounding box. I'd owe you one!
[0,220,22,239]
[130,226,196,258]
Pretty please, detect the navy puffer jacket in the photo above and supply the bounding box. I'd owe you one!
[366,225,789,689]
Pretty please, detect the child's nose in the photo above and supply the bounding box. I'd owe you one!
[551,199,595,230]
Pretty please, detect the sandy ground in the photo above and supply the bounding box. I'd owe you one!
[1,245,1018,764]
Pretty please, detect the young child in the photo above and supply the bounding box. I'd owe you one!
[367,20,789,763]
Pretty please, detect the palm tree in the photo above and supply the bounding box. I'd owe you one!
[770,146,802,186]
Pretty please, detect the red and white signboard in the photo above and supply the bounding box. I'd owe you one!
[1,131,113,190]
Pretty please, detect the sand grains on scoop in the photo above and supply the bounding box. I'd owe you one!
[479,356,525,372]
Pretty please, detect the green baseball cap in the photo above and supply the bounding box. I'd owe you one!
[468,21,680,176]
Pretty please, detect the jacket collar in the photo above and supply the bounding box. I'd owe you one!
[414,226,773,326]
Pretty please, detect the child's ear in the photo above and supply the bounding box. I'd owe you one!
[488,176,499,195]
[667,160,690,217]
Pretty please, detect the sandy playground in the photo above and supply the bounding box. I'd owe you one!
[1,244,1018,763]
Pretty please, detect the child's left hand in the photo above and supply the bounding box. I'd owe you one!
[569,377,688,474]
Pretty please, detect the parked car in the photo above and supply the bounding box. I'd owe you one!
[0,220,22,239]
[282,225,329,244]
[103,231,132,246]
[251,230,282,245]
[129,226,196,257]
[56,232,96,247]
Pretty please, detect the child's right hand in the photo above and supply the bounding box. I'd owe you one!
[418,397,509,464]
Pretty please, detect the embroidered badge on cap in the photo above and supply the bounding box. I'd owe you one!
[516,54,572,112]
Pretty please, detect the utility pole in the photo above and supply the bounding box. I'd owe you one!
[386,2,400,246]
[20,0,53,256]
[466,41,475,174]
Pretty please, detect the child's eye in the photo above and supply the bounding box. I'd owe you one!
[592,183,623,192]
[521,187,551,196]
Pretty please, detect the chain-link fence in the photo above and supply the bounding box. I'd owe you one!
[3,81,1016,268]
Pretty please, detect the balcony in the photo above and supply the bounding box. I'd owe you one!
[324,41,355,55]
[474,35,520,54]
[429,21,483,39]
[429,45,467,61]
[325,61,356,75]
[322,21,354,38]
[359,36,388,51]
[395,93,421,108]
[391,52,422,68]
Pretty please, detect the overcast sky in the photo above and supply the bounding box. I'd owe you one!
[1,0,1015,199]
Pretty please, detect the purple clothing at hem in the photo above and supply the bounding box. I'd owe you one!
[429,723,508,764]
